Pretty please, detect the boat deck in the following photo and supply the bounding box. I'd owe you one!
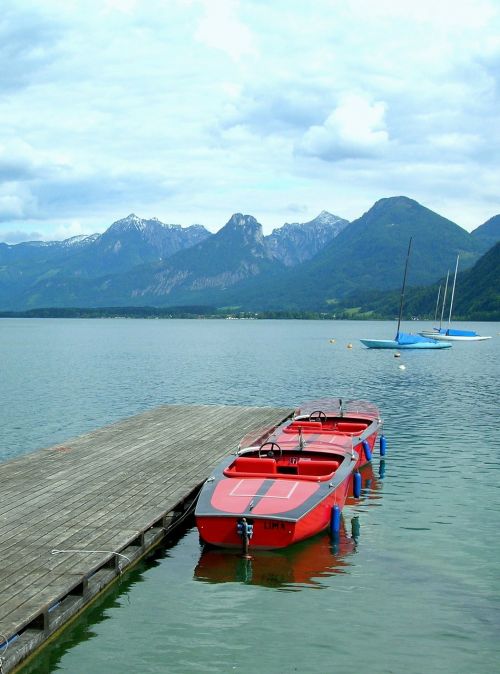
[0,404,292,673]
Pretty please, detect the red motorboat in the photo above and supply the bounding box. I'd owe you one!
[195,398,383,550]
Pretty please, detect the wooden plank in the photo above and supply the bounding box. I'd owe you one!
[0,405,272,516]
[0,403,291,671]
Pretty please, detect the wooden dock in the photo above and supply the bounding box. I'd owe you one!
[0,404,292,672]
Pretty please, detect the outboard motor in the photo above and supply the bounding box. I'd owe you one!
[237,518,254,558]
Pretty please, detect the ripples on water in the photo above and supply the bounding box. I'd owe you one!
[1,318,498,674]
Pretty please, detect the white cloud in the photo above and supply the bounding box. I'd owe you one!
[0,139,67,181]
[429,133,481,153]
[0,183,38,221]
[297,93,389,161]
[0,4,64,91]
[102,0,138,14]
[195,0,256,61]
[51,219,93,240]
[0,194,28,220]
[1,229,43,244]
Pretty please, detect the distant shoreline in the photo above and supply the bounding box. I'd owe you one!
[0,306,439,321]
[0,307,355,320]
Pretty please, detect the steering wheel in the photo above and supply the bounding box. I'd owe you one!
[308,410,327,423]
[258,441,282,459]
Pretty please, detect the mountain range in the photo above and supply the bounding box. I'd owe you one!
[0,196,498,315]
[0,210,347,309]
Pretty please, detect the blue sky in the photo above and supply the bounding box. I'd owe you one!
[1,0,499,242]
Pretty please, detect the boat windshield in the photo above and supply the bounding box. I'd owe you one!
[294,398,379,419]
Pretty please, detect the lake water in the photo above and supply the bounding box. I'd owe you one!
[1,318,499,674]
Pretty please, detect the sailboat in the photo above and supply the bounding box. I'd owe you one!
[420,255,492,341]
[360,238,452,349]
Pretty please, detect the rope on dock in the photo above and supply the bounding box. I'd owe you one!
[51,549,131,574]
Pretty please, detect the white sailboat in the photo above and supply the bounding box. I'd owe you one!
[420,255,492,341]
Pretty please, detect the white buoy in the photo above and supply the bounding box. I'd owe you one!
[398,364,406,370]
[394,352,401,358]
[347,343,353,349]
[329,339,336,343]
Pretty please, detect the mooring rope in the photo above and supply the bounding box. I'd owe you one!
[51,549,131,573]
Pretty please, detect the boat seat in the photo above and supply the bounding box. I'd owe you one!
[231,457,277,474]
[297,460,339,476]
[335,422,368,433]
[283,421,323,434]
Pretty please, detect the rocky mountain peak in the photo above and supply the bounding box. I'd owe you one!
[108,213,149,234]
[279,210,348,232]
[316,209,337,223]
[220,213,265,245]
[266,210,349,266]
[225,213,261,230]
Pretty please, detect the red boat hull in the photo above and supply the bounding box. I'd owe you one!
[197,478,351,549]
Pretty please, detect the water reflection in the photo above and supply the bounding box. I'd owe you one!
[194,459,385,590]
[17,531,187,674]
[18,566,147,674]
[194,528,356,590]
[345,458,385,506]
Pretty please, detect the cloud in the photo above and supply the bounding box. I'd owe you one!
[218,81,329,136]
[1,229,43,244]
[51,220,97,241]
[428,133,481,154]
[296,93,390,161]
[1,0,500,238]
[194,0,256,61]
[0,5,64,91]
[35,170,178,215]
[0,183,38,221]
[0,194,32,221]
[285,203,309,215]
[0,139,66,182]
[102,0,139,14]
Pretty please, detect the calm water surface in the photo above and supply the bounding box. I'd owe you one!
[1,319,499,674]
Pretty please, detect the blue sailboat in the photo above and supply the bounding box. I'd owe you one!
[360,238,452,350]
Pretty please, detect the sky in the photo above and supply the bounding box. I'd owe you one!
[1,0,500,243]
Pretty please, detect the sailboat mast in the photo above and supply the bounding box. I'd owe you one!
[448,254,460,329]
[396,237,412,339]
[433,284,441,322]
[439,270,450,330]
